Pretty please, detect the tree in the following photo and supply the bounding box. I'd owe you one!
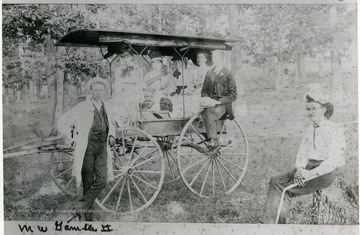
[230,5,248,116]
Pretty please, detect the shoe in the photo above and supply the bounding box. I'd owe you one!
[220,139,232,147]
[208,138,219,148]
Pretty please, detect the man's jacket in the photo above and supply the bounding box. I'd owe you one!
[57,96,116,187]
[201,66,237,119]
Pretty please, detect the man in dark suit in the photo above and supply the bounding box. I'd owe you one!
[201,50,237,147]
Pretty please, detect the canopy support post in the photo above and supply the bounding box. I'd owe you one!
[129,45,148,120]
[173,47,190,118]
[100,46,118,97]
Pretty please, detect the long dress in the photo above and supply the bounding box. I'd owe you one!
[109,66,143,127]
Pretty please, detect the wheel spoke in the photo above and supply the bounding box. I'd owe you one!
[200,160,212,196]
[64,176,74,190]
[130,176,148,203]
[129,134,139,159]
[101,176,123,204]
[165,151,175,178]
[121,130,126,156]
[212,161,215,197]
[181,157,207,174]
[52,160,73,163]
[134,170,162,174]
[189,158,210,187]
[218,120,227,139]
[132,174,157,190]
[180,153,205,158]
[217,159,237,183]
[186,152,194,169]
[132,153,161,169]
[127,178,133,212]
[112,147,123,166]
[167,150,176,161]
[112,161,122,170]
[189,124,208,146]
[219,156,244,171]
[114,173,123,179]
[55,167,72,178]
[221,153,247,155]
[132,144,152,162]
[115,177,126,211]
[130,147,158,166]
[215,160,227,191]
[181,133,208,153]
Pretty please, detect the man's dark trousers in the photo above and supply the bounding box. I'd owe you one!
[261,160,336,224]
[77,139,108,221]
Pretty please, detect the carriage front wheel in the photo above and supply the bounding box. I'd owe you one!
[95,127,165,213]
[177,112,249,198]
[50,150,79,197]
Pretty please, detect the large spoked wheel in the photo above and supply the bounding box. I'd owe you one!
[50,150,79,197]
[177,112,249,198]
[95,127,165,213]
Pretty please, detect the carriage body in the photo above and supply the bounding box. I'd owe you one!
[4,29,249,214]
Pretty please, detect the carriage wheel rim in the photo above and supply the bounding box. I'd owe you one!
[50,151,78,197]
[177,112,249,198]
[95,127,165,213]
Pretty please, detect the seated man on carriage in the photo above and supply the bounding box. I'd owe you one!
[200,50,237,147]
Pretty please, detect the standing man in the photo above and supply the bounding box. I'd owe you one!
[260,88,346,224]
[57,77,116,221]
[200,50,237,147]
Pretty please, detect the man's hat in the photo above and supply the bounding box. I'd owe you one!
[85,77,110,93]
[150,57,162,63]
[304,83,334,119]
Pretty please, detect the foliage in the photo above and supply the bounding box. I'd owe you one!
[2,4,357,91]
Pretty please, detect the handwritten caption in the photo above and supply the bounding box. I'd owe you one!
[18,221,113,233]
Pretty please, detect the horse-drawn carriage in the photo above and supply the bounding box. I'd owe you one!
[4,29,249,214]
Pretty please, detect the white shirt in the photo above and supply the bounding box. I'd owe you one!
[295,119,346,176]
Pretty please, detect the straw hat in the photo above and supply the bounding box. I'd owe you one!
[150,57,163,63]
[85,77,110,93]
[304,83,334,119]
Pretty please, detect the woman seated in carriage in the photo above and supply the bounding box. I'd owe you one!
[108,49,147,126]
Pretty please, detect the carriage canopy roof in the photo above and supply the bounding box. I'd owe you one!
[55,29,234,59]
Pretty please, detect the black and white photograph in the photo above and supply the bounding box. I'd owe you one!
[2,0,358,234]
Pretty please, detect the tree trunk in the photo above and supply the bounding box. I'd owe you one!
[229,5,247,116]
[47,5,70,136]
[3,87,9,106]
[50,69,64,136]
[18,39,31,113]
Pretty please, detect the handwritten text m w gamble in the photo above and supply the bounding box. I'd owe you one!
[18,221,113,233]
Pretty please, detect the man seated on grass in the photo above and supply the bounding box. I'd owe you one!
[260,86,346,224]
